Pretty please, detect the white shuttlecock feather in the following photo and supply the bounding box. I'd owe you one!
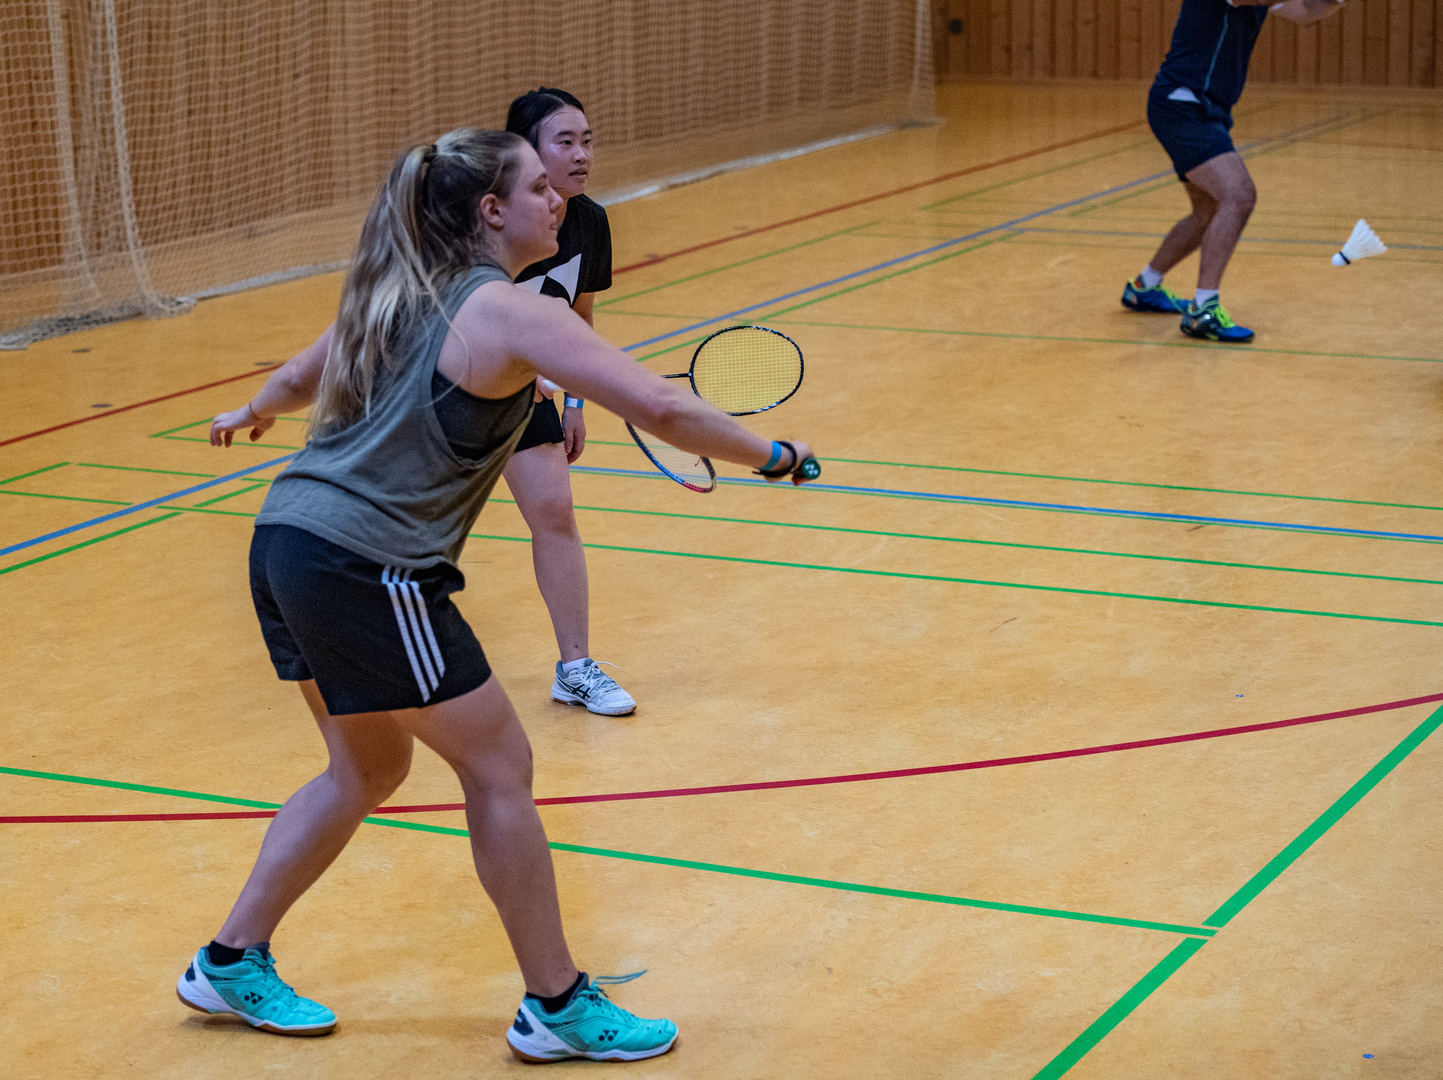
[1332,219,1386,266]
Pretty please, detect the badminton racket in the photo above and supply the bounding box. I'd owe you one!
[629,325,819,491]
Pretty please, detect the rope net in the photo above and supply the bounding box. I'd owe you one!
[1,0,933,347]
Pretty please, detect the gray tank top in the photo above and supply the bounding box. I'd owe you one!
[255,263,532,569]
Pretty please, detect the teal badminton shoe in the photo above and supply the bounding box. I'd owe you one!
[507,974,677,1063]
[1121,277,1186,313]
[177,944,337,1035]
[1180,298,1254,343]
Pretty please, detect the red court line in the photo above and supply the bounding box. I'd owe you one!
[610,119,1148,275]
[1,123,1146,449]
[0,366,274,448]
[7,692,1436,824]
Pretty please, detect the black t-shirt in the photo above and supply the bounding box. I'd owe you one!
[514,193,612,306]
[1153,0,1268,109]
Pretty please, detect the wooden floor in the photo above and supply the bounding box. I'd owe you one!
[3,81,1442,1079]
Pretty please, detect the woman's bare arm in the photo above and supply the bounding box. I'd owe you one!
[210,325,333,446]
[456,285,808,475]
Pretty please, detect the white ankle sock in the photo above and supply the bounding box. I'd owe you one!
[1138,266,1164,289]
[1194,288,1219,306]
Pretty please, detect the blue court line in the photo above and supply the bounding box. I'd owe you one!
[1014,227,1443,252]
[569,465,1443,544]
[0,454,296,559]
[621,111,1356,353]
[0,114,1361,565]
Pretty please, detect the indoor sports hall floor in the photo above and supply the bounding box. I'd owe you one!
[4,81,1442,1079]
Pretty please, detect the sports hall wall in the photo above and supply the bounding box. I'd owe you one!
[0,0,933,346]
[932,0,1442,87]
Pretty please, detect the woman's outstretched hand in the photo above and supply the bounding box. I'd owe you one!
[210,405,275,447]
[760,440,818,485]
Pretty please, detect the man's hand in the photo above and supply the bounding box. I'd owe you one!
[1268,0,1344,25]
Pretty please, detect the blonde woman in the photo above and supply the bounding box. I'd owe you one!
[185,129,816,1062]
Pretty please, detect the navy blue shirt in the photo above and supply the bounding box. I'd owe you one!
[1153,0,1268,109]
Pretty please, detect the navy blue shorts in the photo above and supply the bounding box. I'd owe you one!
[514,395,563,453]
[250,524,491,716]
[1147,89,1236,183]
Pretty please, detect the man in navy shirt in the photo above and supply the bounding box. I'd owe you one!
[1122,0,1347,342]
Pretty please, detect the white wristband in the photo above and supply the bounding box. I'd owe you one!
[564,396,584,409]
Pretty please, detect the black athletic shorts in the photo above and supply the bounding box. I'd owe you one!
[249,524,491,716]
[1147,88,1237,183]
[514,395,564,453]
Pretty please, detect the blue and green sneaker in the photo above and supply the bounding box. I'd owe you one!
[1180,298,1254,343]
[1121,277,1186,314]
[507,974,677,1063]
[177,944,337,1036]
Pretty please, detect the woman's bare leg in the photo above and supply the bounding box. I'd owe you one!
[395,674,578,997]
[215,681,413,947]
[503,442,589,663]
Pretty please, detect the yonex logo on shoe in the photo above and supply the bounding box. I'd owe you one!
[601,1029,617,1041]
[242,991,264,1005]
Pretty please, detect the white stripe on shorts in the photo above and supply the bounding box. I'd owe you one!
[403,572,446,680]
[382,566,433,702]
[394,568,443,691]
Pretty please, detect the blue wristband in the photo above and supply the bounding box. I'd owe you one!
[564,396,584,409]
[761,441,782,472]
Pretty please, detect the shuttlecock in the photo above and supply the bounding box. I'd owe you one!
[1332,219,1386,266]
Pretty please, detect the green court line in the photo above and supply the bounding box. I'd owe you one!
[560,503,1443,588]
[0,462,69,486]
[0,764,282,808]
[771,317,1443,366]
[808,452,1443,515]
[1069,110,1377,217]
[918,137,1162,211]
[1031,702,1443,1079]
[0,764,1212,938]
[160,435,306,450]
[0,489,131,506]
[530,538,1443,629]
[150,418,214,438]
[545,843,1215,938]
[157,504,256,517]
[1031,938,1210,1080]
[0,513,181,577]
[596,223,875,309]
[192,481,267,508]
[74,462,217,478]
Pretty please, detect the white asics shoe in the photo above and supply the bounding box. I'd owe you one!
[551,659,637,716]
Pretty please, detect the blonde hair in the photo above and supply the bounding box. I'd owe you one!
[309,128,527,436]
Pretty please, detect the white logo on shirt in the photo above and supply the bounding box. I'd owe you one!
[517,253,582,304]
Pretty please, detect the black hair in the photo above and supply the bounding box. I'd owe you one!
[505,87,587,147]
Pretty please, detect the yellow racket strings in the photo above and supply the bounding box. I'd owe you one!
[690,327,802,414]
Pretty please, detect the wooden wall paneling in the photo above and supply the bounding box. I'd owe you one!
[1364,0,1389,84]
[1055,0,1075,78]
[1342,0,1365,82]
[1318,1,1344,83]
[1436,0,1443,88]
[990,0,1011,76]
[1118,0,1140,79]
[1076,0,1097,77]
[1387,0,1410,85]
[968,0,991,75]
[1296,21,1319,85]
[1011,0,1033,77]
[1033,0,1054,77]
[1138,0,1163,81]
[1274,16,1298,85]
[1410,0,1434,86]
[1252,15,1275,82]
[1161,0,1183,74]
[1097,0,1118,78]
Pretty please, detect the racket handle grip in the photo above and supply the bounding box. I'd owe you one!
[795,457,821,483]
